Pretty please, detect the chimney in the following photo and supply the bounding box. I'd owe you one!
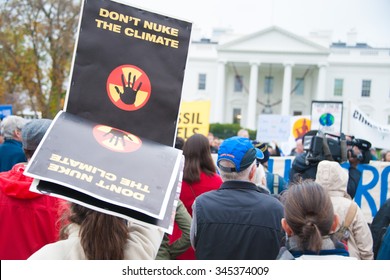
[346,28,357,47]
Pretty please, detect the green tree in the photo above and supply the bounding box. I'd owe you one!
[0,0,81,118]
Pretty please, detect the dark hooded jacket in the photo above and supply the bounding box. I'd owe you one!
[370,198,390,258]
[289,152,362,199]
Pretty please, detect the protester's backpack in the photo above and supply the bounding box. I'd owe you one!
[266,172,287,194]
[334,202,358,247]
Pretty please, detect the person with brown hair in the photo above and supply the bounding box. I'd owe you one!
[277,180,356,259]
[156,136,192,260]
[382,150,390,162]
[28,202,163,260]
[207,132,218,153]
[170,133,222,259]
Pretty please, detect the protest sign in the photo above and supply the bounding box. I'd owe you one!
[279,115,311,156]
[177,100,211,140]
[256,114,290,143]
[348,103,390,149]
[31,158,183,234]
[291,116,311,140]
[64,0,192,146]
[25,0,192,233]
[26,111,183,232]
[311,101,343,135]
[0,105,12,120]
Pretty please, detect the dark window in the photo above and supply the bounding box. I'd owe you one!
[361,80,371,97]
[294,78,304,95]
[198,73,206,90]
[264,76,273,94]
[233,108,242,124]
[293,111,302,116]
[334,79,343,96]
[234,75,243,92]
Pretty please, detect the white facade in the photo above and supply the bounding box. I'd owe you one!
[181,26,390,134]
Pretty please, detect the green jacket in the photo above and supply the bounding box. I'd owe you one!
[156,200,192,260]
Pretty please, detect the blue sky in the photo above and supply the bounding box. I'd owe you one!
[125,0,390,47]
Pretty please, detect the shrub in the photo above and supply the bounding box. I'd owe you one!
[209,123,257,140]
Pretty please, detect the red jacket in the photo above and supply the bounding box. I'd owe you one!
[0,163,66,260]
[170,171,222,259]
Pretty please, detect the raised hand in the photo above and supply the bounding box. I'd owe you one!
[103,128,134,147]
[115,72,142,105]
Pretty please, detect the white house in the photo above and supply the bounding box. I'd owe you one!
[181,26,390,137]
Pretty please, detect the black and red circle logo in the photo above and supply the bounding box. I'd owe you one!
[106,65,151,111]
[93,125,142,153]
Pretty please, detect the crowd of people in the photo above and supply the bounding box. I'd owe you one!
[0,115,389,260]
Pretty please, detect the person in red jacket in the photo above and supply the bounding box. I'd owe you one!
[0,118,67,260]
[170,133,222,259]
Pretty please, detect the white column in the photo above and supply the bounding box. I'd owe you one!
[214,60,226,123]
[281,62,293,115]
[316,63,328,100]
[247,61,259,130]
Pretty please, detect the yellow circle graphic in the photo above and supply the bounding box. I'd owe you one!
[292,118,311,139]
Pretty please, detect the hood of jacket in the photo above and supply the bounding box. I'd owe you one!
[0,163,41,199]
[315,160,350,198]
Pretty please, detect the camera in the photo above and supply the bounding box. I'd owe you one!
[346,136,371,163]
[302,130,371,164]
[346,137,371,151]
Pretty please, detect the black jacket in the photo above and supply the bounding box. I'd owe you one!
[193,181,284,260]
[289,153,362,198]
[370,198,390,258]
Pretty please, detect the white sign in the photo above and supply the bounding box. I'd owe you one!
[256,114,290,143]
[311,101,343,135]
[349,103,390,149]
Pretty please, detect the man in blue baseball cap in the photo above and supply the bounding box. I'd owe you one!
[190,136,284,260]
[217,136,264,173]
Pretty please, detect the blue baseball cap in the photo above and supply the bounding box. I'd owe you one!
[217,136,264,173]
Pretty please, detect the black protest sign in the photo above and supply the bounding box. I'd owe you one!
[64,0,192,146]
[32,156,183,233]
[25,111,183,220]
